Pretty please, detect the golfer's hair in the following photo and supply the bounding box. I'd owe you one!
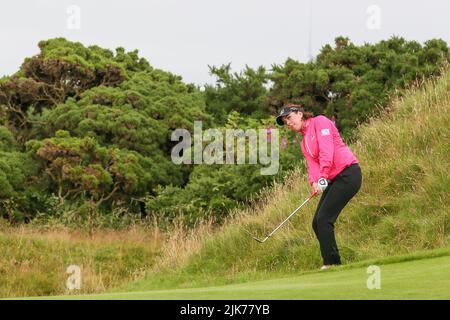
[285,103,314,119]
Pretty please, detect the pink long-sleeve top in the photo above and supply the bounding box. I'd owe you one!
[300,115,359,185]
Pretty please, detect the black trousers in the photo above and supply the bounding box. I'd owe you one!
[312,163,362,265]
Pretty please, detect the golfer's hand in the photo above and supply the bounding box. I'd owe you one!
[312,182,322,195]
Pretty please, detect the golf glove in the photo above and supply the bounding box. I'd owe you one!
[317,178,329,191]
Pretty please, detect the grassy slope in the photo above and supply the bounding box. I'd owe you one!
[117,68,450,293]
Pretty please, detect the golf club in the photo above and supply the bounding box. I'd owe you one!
[247,191,318,243]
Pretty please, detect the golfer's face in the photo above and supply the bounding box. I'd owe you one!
[284,112,303,132]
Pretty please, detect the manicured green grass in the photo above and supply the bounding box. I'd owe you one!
[30,248,450,299]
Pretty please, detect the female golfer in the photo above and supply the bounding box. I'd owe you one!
[276,104,362,270]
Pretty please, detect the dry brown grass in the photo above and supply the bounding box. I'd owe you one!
[0,223,166,297]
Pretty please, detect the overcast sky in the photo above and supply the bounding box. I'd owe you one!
[1,0,449,86]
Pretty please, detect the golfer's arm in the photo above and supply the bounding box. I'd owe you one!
[315,118,334,180]
[305,156,320,186]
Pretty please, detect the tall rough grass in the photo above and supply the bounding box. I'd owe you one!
[0,223,164,298]
[127,68,449,290]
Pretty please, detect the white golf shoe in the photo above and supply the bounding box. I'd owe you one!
[320,265,331,271]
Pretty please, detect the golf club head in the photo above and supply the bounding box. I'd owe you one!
[244,229,267,243]
[252,235,269,243]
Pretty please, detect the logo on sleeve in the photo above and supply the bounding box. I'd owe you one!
[321,128,330,136]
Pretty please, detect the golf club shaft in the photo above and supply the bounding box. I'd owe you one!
[263,191,317,240]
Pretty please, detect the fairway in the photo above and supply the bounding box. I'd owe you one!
[39,254,450,300]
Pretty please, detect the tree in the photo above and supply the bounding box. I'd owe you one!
[268,36,449,139]
[203,64,270,125]
[0,38,210,224]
